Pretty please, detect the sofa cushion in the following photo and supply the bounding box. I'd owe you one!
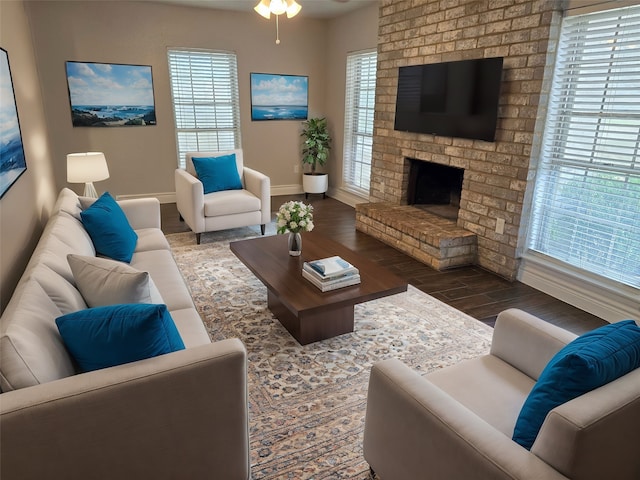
[32,265,88,315]
[130,250,196,312]
[192,154,243,194]
[80,192,138,263]
[513,320,640,450]
[204,189,261,217]
[56,304,185,372]
[134,228,171,253]
[53,187,84,220]
[68,255,164,307]
[0,280,77,391]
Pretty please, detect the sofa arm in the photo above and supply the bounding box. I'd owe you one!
[0,339,250,480]
[490,309,577,380]
[363,359,569,480]
[175,168,205,234]
[117,197,161,230]
[243,167,271,225]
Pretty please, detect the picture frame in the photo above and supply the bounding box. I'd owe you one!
[250,73,308,121]
[65,61,156,127]
[0,47,27,199]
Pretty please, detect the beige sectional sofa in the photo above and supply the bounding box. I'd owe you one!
[364,309,640,480]
[0,188,250,479]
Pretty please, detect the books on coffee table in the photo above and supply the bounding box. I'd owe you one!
[302,256,360,292]
[305,256,359,278]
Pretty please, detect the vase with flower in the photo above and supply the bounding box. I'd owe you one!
[276,201,314,256]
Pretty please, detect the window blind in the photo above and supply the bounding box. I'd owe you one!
[528,5,640,288]
[343,50,377,194]
[167,49,241,168]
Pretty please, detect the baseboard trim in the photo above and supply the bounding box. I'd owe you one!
[328,187,369,208]
[271,184,304,196]
[518,253,639,323]
[116,192,176,204]
[117,185,306,204]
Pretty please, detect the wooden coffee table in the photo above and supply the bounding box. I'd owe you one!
[230,232,408,345]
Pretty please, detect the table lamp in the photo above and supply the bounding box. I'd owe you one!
[67,152,110,198]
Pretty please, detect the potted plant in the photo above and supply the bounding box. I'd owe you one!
[301,117,331,198]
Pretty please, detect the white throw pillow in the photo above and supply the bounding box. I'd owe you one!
[67,254,164,307]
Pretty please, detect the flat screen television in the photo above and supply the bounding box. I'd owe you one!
[394,57,503,142]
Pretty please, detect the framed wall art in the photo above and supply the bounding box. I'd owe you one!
[250,73,308,121]
[66,61,156,127]
[0,47,27,199]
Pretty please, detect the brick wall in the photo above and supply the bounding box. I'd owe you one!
[372,0,561,280]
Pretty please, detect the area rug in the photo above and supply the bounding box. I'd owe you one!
[167,230,493,479]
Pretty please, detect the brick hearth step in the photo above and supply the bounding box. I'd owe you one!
[355,203,477,271]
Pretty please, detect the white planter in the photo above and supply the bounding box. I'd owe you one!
[303,173,328,197]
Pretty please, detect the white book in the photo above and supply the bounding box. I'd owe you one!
[302,269,361,292]
[302,262,359,282]
[305,256,359,280]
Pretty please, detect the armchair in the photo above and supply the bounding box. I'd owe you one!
[363,309,640,480]
[175,149,271,244]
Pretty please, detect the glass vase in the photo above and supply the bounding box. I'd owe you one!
[288,232,302,257]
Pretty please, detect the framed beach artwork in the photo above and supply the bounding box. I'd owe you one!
[0,47,27,199]
[65,61,156,127]
[250,73,308,121]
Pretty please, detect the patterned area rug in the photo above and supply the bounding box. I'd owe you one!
[168,229,493,479]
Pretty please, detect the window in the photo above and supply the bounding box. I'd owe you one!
[167,49,241,168]
[343,50,377,194]
[527,5,640,288]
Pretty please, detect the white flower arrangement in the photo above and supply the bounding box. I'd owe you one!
[276,201,314,234]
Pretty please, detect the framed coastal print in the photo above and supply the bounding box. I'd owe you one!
[65,61,156,127]
[250,73,308,121]
[0,47,27,199]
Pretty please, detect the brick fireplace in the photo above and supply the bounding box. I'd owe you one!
[356,0,561,280]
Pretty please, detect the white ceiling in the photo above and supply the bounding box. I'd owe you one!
[144,0,378,19]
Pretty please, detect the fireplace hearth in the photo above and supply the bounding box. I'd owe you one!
[407,159,464,220]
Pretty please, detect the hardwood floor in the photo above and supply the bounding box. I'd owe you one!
[162,195,607,335]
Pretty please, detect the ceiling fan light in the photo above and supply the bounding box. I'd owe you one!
[270,0,287,16]
[254,0,271,19]
[285,0,301,18]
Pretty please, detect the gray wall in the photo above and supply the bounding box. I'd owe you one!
[0,1,57,310]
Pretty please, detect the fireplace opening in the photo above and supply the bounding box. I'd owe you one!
[407,159,464,220]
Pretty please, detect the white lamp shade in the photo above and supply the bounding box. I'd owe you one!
[286,0,301,18]
[269,0,287,15]
[67,152,110,183]
[254,0,271,19]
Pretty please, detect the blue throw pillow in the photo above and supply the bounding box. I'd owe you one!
[56,304,185,372]
[80,192,138,263]
[192,154,243,194]
[513,320,640,450]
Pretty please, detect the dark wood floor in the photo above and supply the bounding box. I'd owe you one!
[162,194,607,335]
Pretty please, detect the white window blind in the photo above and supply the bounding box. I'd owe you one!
[528,5,640,288]
[343,50,377,194]
[167,49,241,168]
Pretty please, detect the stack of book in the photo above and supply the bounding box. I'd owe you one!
[302,256,361,292]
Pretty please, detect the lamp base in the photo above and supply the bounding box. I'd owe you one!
[83,182,99,198]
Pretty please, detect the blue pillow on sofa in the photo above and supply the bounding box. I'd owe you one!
[80,192,138,263]
[192,154,243,194]
[513,320,640,450]
[56,303,185,372]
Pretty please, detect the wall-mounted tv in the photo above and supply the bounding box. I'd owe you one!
[394,57,503,142]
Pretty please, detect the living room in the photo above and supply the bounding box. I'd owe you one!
[1,0,639,478]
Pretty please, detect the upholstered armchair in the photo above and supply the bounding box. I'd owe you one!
[363,309,640,480]
[175,149,271,244]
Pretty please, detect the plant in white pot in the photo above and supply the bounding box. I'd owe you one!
[301,117,331,198]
